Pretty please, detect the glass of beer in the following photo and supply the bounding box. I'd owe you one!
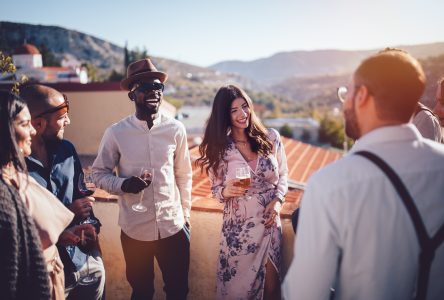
[235,166,251,200]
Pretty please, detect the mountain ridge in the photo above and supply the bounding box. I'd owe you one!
[2,21,443,110]
[211,43,444,84]
[0,21,261,105]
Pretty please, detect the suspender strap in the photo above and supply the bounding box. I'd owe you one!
[355,151,444,300]
[355,151,429,244]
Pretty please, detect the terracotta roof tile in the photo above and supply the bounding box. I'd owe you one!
[41,67,73,72]
[14,44,40,55]
[89,137,341,219]
[189,137,342,218]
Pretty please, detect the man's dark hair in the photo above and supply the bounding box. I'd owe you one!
[354,48,426,122]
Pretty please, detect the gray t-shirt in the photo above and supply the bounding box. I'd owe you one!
[412,109,443,143]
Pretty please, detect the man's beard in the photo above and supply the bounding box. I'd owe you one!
[344,101,360,140]
[137,102,160,115]
[137,92,161,115]
[42,128,64,143]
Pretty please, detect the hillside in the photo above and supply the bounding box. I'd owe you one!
[270,53,444,110]
[0,21,261,105]
[0,21,124,76]
[2,21,442,111]
[211,44,444,85]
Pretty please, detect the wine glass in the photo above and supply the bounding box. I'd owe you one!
[78,230,98,285]
[235,166,251,200]
[77,171,98,225]
[132,167,154,213]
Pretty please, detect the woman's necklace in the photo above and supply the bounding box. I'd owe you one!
[233,139,248,148]
[233,139,256,161]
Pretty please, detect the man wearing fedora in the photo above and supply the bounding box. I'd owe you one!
[92,58,192,300]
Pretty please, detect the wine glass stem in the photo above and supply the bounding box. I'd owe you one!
[139,190,145,206]
[86,254,90,276]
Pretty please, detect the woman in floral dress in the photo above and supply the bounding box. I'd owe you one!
[196,85,288,299]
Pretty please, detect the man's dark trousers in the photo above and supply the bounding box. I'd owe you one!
[121,227,190,300]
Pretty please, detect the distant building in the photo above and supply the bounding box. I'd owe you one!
[263,117,320,143]
[176,106,320,144]
[1,43,88,84]
[177,105,211,136]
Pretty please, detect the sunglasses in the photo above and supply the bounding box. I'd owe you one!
[132,82,164,94]
[35,94,70,118]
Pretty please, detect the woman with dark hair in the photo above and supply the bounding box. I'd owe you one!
[0,90,51,299]
[0,90,81,299]
[196,84,288,299]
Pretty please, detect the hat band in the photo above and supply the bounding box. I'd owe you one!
[129,69,158,77]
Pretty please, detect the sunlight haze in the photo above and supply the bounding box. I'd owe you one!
[2,0,442,66]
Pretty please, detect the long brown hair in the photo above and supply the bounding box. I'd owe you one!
[196,84,272,177]
[0,90,27,172]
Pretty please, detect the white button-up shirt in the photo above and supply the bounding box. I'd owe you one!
[283,124,444,300]
[92,113,192,241]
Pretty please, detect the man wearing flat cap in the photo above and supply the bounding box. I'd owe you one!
[92,58,192,300]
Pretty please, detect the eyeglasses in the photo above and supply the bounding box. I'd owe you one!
[34,94,70,118]
[132,82,164,94]
[337,86,348,103]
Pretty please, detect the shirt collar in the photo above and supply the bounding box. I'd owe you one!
[349,123,423,153]
[26,155,44,168]
[26,139,62,169]
[131,112,162,128]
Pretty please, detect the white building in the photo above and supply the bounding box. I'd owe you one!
[1,44,88,84]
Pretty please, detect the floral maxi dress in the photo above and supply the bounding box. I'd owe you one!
[210,128,288,299]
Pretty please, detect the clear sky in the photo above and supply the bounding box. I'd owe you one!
[2,0,442,67]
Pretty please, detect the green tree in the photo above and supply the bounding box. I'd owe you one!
[301,128,311,142]
[124,41,130,69]
[0,51,27,93]
[317,113,353,149]
[108,69,124,81]
[81,62,98,82]
[279,124,293,138]
[164,96,184,110]
[126,46,149,64]
[0,52,16,74]
[38,44,61,67]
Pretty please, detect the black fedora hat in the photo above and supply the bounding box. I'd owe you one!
[120,58,168,90]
